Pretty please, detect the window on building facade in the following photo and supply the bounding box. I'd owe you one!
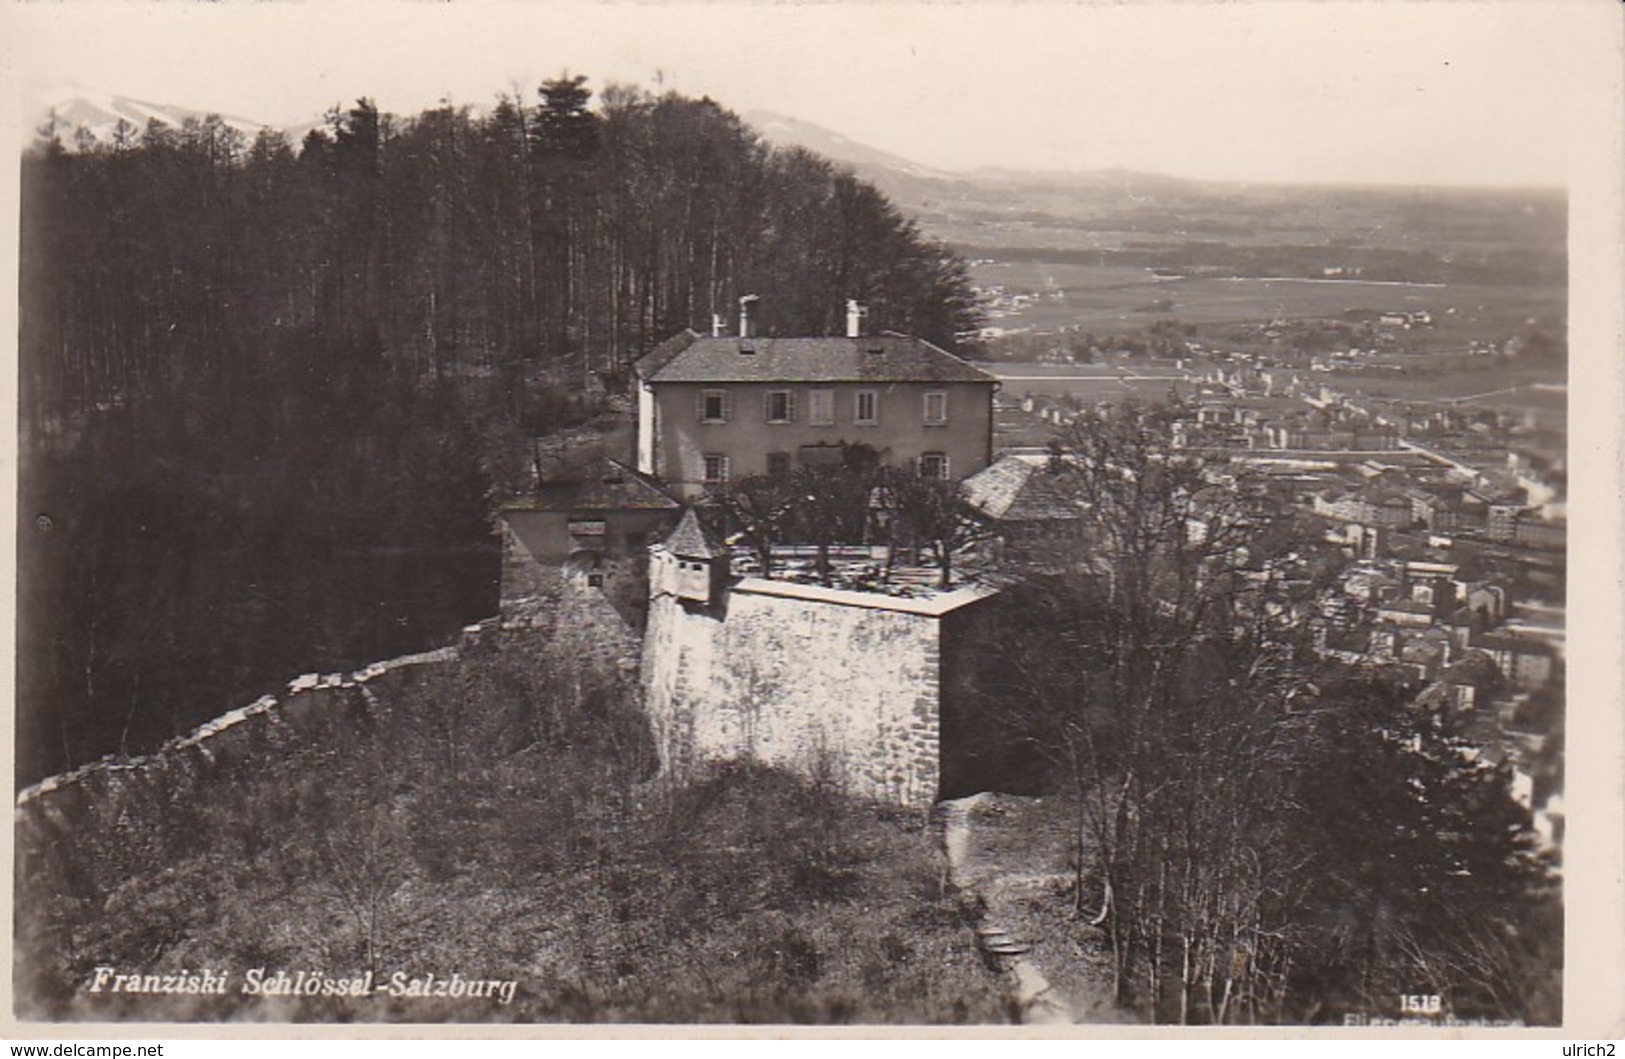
[703,454,729,484]
[699,390,729,423]
[855,389,878,425]
[766,452,791,478]
[765,389,795,423]
[924,390,948,425]
[919,452,950,480]
[808,388,835,426]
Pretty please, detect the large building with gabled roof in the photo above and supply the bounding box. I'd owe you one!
[634,302,997,498]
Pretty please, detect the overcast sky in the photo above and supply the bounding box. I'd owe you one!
[2,1,1619,187]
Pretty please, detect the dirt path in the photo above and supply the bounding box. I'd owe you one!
[938,794,1077,1025]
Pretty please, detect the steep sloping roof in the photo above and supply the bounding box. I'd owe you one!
[962,454,1088,522]
[635,332,996,385]
[663,507,724,559]
[503,458,680,513]
[636,329,701,381]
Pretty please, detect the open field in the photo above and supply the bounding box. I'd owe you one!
[993,371,1196,404]
[888,172,1565,265]
[989,357,1567,439]
[932,221,1357,252]
[1313,351,1565,411]
[803,136,1566,346]
[1317,366,1566,403]
[974,259,1563,338]
[1327,371,1568,432]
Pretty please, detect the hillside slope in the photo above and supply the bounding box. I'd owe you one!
[15,632,1004,1024]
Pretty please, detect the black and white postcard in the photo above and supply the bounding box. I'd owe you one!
[4,0,1621,1039]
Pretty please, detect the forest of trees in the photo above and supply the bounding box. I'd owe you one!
[17,80,981,787]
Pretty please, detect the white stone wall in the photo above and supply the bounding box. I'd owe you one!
[641,578,994,807]
[637,382,657,476]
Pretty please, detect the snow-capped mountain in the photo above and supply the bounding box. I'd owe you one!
[38,92,276,146]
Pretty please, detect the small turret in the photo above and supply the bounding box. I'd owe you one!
[654,508,728,605]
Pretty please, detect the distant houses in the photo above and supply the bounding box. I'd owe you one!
[1378,310,1433,329]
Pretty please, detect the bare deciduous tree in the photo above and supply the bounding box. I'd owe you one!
[981,402,1552,1023]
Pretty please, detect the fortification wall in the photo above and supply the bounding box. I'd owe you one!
[643,578,994,808]
[14,647,458,827]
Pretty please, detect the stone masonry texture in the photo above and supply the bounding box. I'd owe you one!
[642,582,960,808]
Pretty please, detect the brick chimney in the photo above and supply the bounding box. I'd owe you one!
[846,299,868,338]
[739,294,760,338]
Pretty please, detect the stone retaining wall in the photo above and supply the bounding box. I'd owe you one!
[15,647,459,823]
[642,576,997,808]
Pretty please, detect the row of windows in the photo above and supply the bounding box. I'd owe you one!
[701,452,951,484]
[698,388,948,427]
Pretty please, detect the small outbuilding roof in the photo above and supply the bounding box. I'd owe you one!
[962,454,1088,522]
[502,458,680,514]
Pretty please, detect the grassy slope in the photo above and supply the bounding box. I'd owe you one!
[15,642,1005,1024]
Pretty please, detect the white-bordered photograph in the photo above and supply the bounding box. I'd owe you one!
[4,0,1621,1037]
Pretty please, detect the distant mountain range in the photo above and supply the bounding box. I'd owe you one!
[742,107,1564,278]
[746,107,1199,194]
[41,92,277,144]
[39,94,1563,272]
[743,110,956,182]
[742,108,1311,242]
